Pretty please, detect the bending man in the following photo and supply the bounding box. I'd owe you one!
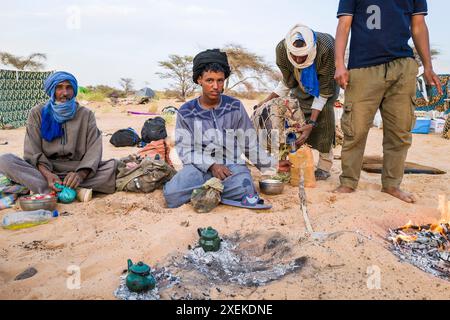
[254,23,338,181]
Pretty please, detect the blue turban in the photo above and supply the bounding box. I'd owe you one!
[40,71,78,142]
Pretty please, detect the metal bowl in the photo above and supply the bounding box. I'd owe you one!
[259,179,285,195]
[19,196,57,211]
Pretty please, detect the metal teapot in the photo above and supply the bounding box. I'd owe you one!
[198,227,221,252]
[126,259,156,293]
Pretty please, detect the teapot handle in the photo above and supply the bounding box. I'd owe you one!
[127,259,133,271]
[197,228,203,237]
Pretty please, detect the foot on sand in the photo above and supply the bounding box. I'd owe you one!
[382,187,417,204]
[333,185,355,194]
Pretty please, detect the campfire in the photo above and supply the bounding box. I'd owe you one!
[388,196,450,280]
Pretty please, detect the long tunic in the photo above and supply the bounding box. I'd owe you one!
[275,32,338,153]
[23,103,116,192]
[175,95,275,172]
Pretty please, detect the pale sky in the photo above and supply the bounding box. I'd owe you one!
[1,0,449,90]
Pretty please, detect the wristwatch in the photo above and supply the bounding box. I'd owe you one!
[306,119,318,128]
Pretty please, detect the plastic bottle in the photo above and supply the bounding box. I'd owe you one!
[2,210,59,230]
[289,146,316,188]
[289,150,301,187]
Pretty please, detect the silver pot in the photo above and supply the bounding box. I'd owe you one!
[19,196,57,211]
[259,179,285,195]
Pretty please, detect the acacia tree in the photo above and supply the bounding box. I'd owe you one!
[0,52,47,70]
[157,55,195,102]
[223,44,280,93]
[119,78,134,95]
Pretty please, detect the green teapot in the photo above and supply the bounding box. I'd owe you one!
[126,259,156,293]
[198,227,221,252]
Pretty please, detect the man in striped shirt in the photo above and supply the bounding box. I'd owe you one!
[254,24,338,181]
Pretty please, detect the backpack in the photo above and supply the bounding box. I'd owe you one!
[110,128,140,147]
[116,156,176,193]
[141,117,167,144]
[137,140,174,167]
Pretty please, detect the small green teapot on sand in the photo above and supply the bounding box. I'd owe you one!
[198,227,221,252]
[126,259,156,293]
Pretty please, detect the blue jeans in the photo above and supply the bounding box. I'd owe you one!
[163,164,255,208]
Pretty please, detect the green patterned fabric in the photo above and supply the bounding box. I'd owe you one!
[0,69,53,128]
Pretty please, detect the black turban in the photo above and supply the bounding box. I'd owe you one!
[192,49,231,84]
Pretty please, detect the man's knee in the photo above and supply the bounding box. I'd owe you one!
[164,165,204,195]
[223,166,256,199]
[0,153,20,173]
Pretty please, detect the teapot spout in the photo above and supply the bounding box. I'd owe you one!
[127,259,133,271]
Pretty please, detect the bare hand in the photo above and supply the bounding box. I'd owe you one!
[334,65,350,90]
[63,172,85,189]
[278,160,292,173]
[46,174,63,192]
[423,68,443,95]
[296,124,314,148]
[209,164,233,181]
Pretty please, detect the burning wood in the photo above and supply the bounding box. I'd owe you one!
[388,217,450,281]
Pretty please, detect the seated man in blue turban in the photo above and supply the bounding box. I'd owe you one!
[0,71,117,195]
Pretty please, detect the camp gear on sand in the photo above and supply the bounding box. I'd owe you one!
[360,156,446,175]
[315,168,331,181]
[19,194,57,211]
[198,227,221,252]
[2,209,59,230]
[289,146,316,188]
[141,117,167,144]
[221,194,272,210]
[127,111,159,116]
[191,178,224,213]
[76,188,92,203]
[126,260,156,293]
[137,140,173,167]
[0,174,29,210]
[334,155,447,175]
[54,183,77,204]
[162,106,178,115]
[443,117,450,139]
[259,179,285,195]
[116,156,176,193]
[110,128,140,147]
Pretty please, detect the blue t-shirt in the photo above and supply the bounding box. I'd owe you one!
[337,0,428,69]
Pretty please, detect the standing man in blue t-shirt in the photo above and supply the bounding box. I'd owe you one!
[334,0,442,203]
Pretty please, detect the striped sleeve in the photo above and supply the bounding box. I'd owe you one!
[413,0,428,16]
[337,0,356,18]
[316,33,337,98]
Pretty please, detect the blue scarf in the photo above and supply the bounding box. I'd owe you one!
[296,33,320,98]
[41,71,78,142]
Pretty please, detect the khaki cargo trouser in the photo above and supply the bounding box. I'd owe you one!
[340,57,419,190]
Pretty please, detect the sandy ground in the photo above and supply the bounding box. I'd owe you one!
[0,98,449,300]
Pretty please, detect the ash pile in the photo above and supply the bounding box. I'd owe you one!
[176,232,307,287]
[389,222,450,280]
[114,267,180,301]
